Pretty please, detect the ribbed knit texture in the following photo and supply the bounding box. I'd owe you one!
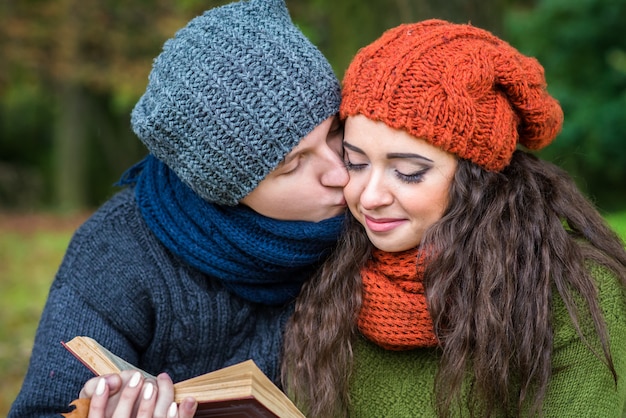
[349,264,626,417]
[8,188,299,417]
[125,155,344,305]
[340,19,563,172]
[132,0,341,205]
[358,248,437,350]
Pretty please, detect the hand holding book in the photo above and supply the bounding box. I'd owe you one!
[61,336,306,418]
[66,368,197,418]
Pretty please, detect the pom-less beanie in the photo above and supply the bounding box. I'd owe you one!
[131,0,340,205]
[340,19,563,172]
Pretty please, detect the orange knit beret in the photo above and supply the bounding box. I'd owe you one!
[340,19,564,171]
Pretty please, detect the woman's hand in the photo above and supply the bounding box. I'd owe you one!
[79,370,197,417]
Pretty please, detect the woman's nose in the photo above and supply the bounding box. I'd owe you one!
[358,171,393,210]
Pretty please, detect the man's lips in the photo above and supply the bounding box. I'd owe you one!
[363,215,406,233]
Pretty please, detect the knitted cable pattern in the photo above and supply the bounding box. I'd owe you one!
[340,19,563,172]
[358,247,438,350]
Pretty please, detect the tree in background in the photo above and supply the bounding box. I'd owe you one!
[2,0,624,212]
[506,0,626,211]
[0,0,227,210]
[289,0,508,78]
[1,0,507,211]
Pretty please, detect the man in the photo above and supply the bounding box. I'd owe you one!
[9,0,347,416]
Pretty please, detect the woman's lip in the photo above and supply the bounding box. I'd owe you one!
[364,215,406,233]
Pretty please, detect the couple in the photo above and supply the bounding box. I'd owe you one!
[10,0,626,417]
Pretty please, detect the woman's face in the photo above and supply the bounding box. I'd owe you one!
[240,116,348,222]
[343,115,457,252]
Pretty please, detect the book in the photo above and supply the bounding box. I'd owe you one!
[62,336,306,418]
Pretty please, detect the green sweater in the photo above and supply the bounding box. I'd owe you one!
[349,266,626,417]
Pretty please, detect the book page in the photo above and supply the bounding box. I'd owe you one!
[63,336,154,379]
[63,336,305,417]
[174,360,305,417]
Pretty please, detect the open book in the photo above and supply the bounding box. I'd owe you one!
[62,336,305,418]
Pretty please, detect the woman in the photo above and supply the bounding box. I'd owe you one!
[283,19,626,417]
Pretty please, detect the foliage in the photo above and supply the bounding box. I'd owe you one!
[0,0,222,102]
[605,211,626,243]
[0,0,225,210]
[505,0,626,211]
[0,221,81,414]
[289,0,509,78]
[1,0,510,211]
[1,0,624,212]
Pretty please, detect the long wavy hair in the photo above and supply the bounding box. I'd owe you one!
[282,151,626,417]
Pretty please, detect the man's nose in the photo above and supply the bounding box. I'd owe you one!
[321,152,349,187]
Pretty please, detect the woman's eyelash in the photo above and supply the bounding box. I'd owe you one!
[397,168,428,183]
[344,156,429,183]
[344,160,366,171]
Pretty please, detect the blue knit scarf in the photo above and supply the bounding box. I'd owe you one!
[119,155,344,305]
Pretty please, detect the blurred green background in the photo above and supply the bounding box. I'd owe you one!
[1,0,625,414]
[2,0,626,213]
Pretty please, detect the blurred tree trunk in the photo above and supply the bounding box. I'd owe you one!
[52,0,87,211]
[54,83,87,211]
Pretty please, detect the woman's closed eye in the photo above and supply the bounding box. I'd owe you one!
[396,168,428,184]
[344,157,429,184]
[344,159,367,171]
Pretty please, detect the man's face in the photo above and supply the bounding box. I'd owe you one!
[240,116,348,222]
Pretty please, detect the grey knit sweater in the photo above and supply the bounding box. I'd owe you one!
[9,187,293,417]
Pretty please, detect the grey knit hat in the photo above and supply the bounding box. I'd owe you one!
[131,0,341,205]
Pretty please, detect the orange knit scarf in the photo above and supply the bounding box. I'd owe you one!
[358,247,438,350]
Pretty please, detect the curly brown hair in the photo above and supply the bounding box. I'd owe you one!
[282,151,626,417]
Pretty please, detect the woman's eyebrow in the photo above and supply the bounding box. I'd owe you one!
[387,152,433,162]
[343,141,364,154]
[344,141,434,163]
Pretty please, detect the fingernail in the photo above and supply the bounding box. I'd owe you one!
[143,382,154,400]
[95,378,106,396]
[168,401,178,417]
[129,371,142,388]
[157,372,172,383]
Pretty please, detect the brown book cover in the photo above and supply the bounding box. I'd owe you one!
[62,336,305,418]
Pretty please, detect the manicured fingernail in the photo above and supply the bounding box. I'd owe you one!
[143,382,154,400]
[95,378,106,396]
[129,371,142,388]
[168,401,178,417]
